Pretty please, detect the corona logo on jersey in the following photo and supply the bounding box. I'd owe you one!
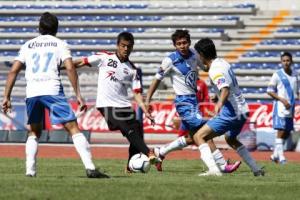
[28,41,57,48]
[185,70,197,91]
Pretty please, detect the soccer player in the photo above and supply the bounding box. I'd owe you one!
[193,38,264,176]
[146,30,241,173]
[267,52,298,164]
[1,12,109,178]
[71,31,156,173]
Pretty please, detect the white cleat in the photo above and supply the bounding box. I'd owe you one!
[198,170,222,177]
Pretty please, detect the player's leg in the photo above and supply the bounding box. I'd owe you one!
[175,98,233,173]
[45,95,108,178]
[225,116,264,176]
[156,121,190,158]
[272,116,292,164]
[63,121,108,178]
[272,129,289,164]
[156,98,202,158]
[225,135,264,176]
[99,107,154,161]
[193,124,222,176]
[207,139,241,173]
[126,121,145,173]
[26,123,42,177]
[25,97,44,177]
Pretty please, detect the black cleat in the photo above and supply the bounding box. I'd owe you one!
[25,174,36,177]
[86,169,110,178]
[253,169,265,177]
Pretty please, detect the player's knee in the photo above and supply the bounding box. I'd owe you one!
[185,136,194,145]
[225,135,242,150]
[63,120,80,135]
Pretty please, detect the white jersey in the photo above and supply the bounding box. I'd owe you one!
[83,51,141,108]
[209,58,249,117]
[267,68,299,118]
[155,50,201,95]
[15,35,71,98]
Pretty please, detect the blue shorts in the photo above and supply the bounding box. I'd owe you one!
[26,95,76,125]
[175,95,206,133]
[207,114,248,138]
[273,115,293,132]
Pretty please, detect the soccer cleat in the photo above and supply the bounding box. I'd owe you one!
[125,165,133,174]
[253,168,265,177]
[222,160,242,173]
[279,159,287,165]
[198,170,222,176]
[270,154,279,163]
[86,169,110,178]
[153,147,165,172]
[25,174,36,177]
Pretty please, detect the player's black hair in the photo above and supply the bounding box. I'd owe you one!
[39,12,59,36]
[194,38,217,60]
[281,51,293,62]
[117,32,134,45]
[171,30,191,45]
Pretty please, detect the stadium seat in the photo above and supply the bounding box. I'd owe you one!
[48,130,70,143]
[0,130,8,142]
[7,130,28,142]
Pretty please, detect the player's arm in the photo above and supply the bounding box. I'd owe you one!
[215,87,230,114]
[131,69,154,121]
[145,57,171,106]
[64,58,86,111]
[145,79,161,105]
[2,61,23,113]
[60,54,101,70]
[60,57,91,70]
[133,92,153,120]
[267,73,291,109]
[267,89,291,109]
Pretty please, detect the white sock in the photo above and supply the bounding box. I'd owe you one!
[159,136,187,157]
[275,138,285,161]
[199,143,220,172]
[26,135,38,176]
[237,145,260,172]
[212,149,227,171]
[72,133,95,170]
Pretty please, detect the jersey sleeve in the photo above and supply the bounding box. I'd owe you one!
[155,57,173,80]
[267,73,278,93]
[132,69,142,93]
[209,67,229,91]
[60,41,72,62]
[82,54,103,68]
[14,44,26,63]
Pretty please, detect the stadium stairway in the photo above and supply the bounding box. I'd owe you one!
[0,1,298,102]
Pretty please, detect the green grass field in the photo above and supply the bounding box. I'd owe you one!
[1,158,300,200]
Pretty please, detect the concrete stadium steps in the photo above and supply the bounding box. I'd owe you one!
[0,32,228,40]
[0,2,295,103]
[0,8,256,16]
[0,20,244,29]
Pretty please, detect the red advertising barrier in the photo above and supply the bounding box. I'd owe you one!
[45,101,300,133]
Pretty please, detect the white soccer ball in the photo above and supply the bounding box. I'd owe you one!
[128,153,151,173]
